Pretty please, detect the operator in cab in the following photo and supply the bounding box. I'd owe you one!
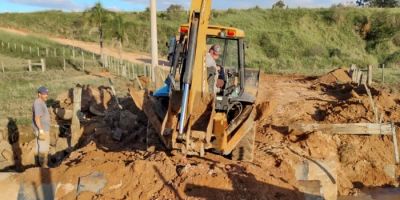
[206,44,225,93]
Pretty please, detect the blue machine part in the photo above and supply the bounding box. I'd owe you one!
[153,84,170,97]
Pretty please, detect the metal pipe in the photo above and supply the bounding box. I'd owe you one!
[179,83,190,134]
[150,0,159,85]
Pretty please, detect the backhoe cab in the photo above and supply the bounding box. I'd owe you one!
[131,0,259,161]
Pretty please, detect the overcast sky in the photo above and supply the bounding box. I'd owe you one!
[0,0,353,13]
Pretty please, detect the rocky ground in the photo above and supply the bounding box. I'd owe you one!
[0,68,400,200]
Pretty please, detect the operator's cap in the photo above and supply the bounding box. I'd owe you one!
[210,44,221,55]
[37,86,49,94]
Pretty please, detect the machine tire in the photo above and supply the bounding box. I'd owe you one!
[231,125,256,162]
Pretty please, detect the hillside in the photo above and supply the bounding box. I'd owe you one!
[1,8,400,73]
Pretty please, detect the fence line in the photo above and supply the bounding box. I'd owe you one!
[0,39,151,79]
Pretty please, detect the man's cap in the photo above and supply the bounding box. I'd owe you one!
[210,44,221,55]
[37,86,49,94]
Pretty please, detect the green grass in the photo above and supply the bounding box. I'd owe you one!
[0,61,131,125]
[2,8,400,73]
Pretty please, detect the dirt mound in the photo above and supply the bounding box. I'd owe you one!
[2,70,400,199]
[315,68,352,85]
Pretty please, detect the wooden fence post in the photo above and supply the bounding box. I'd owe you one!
[71,86,82,147]
[63,47,65,57]
[41,58,46,72]
[45,48,48,57]
[21,44,24,52]
[382,64,385,84]
[391,123,399,164]
[7,42,10,49]
[54,48,57,57]
[81,51,85,71]
[92,52,95,61]
[72,47,75,59]
[368,65,373,86]
[63,58,66,71]
[28,60,32,72]
[37,47,40,57]
[29,46,32,54]
[117,61,120,76]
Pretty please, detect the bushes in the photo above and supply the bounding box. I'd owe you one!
[258,33,280,58]
[303,45,326,57]
[384,51,400,67]
[392,33,400,47]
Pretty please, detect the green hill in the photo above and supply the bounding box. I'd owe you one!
[1,8,400,74]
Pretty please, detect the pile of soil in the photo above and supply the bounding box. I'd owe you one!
[314,68,352,85]
[2,69,400,199]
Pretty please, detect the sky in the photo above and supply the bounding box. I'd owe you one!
[0,0,353,13]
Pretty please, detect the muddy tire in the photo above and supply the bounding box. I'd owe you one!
[231,126,256,162]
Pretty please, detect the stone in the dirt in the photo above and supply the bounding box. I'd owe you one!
[118,110,138,131]
[20,141,36,167]
[77,171,107,194]
[55,108,73,120]
[383,164,395,179]
[296,159,338,200]
[112,128,124,141]
[0,141,14,169]
[297,180,323,200]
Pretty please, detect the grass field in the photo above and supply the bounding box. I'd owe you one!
[1,8,400,73]
[0,62,131,125]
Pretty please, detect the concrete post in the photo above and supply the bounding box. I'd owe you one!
[41,58,46,72]
[150,0,159,86]
[71,86,82,147]
[81,51,85,71]
[368,65,373,86]
[382,64,385,84]
[28,60,32,72]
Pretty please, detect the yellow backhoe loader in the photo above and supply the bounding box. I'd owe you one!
[130,0,260,161]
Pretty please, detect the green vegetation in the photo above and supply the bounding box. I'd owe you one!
[0,30,102,71]
[0,65,130,124]
[1,8,400,74]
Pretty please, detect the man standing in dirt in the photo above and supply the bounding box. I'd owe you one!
[32,86,50,167]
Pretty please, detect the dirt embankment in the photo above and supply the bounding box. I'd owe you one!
[1,68,400,199]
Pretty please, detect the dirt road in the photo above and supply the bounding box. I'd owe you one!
[0,27,167,65]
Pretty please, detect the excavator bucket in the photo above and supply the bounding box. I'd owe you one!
[128,88,169,147]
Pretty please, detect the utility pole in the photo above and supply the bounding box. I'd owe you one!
[150,0,159,87]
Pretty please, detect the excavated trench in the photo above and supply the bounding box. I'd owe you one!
[0,69,400,199]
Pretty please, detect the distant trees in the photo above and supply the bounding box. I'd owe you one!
[110,14,127,61]
[83,2,113,63]
[166,4,184,13]
[356,0,399,7]
[272,0,286,9]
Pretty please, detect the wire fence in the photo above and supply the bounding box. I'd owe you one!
[0,39,152,80]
